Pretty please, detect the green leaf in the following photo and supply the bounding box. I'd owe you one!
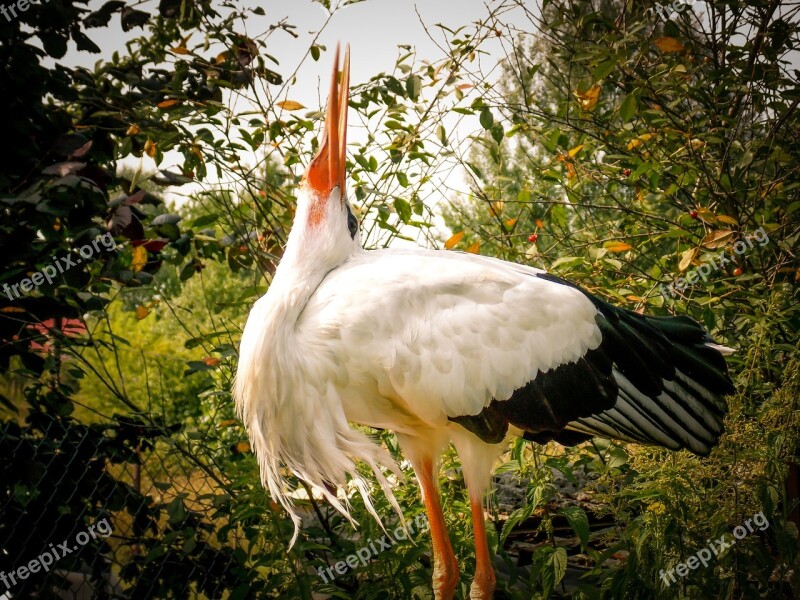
[560,505,590,550]
[406,75,421,101]
[394,197,411,223]
[491,123,504,143]
[619,93,638,122]
[593,58,617,80]
[310,45,321,61]
[551,546,567,587]
[480,107,494,130]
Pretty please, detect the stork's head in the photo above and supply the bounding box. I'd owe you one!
[291,44,360,270]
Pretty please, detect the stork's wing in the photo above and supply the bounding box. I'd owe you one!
[299,248,733,455]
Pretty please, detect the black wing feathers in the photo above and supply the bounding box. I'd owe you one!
[450,274,734,456]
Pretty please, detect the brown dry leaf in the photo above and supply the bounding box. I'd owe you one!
[444,231,464,249]
[171,46,190,55]
[535,218,544,228]
[717,215,739,225]
[53,217,61,231]
[135,306,150,320]
[695,207,717,224]
[491,201,504,215]
[702,229,734,249]
[203,357,221,366]
[215,51,231,64]
[219,419,237,427]
[655,37,685,53]
[190,145,204,162]
[236,441,251,454]
[679,247,698,272]
[0,306,26,313]
[465,242,481,254]
[276,100,305,111]
[605,241,633,253]
[144,139,157,158]
[627,295,644,302]
[504,218,518,227]
[565,162,577,179]
[126,124,140,136]
[157,99,179,108]
[574,85,601,111]
[131,246,148,273]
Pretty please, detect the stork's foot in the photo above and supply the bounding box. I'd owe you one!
[432,557,459,600]
[469,566,496,600]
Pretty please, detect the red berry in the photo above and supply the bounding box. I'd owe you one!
[528,233,538,243]
[733,267,743,276]
[690,210,698,219]
[623,168,631,176]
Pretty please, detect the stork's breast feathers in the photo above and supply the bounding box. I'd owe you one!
[297,249,603,425]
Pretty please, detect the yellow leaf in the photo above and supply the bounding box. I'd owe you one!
[568,144,584,158]
[0,306,26,313]
[504,218,518,227]
[717,215,739,225]
[219,419,237,427]
[655,37,685,53]
[131,246,148,273]
[490,201,504,215]
[605,241,633,253]
[53,217,61,231]
[126,124,140,136]
[574,85,601,111]
[171,46,190,55]
[465,242,481,254]
[626,295,644,302]
[444,231,464,249]
[565,162,577,179]
[215,51,231,64]
[235,441,251,454]
[627,133,654,151]
[157,99,179,108]
[190,145,204,162]
[679,247,698,272]
[701,229,733,249]
[135,306,150,320]
[535,219,544,228]
[144,139,157,158]
[276,100,305,111]
[203,356,221,366]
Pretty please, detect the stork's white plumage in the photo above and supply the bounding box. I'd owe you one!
[234,46,734,600]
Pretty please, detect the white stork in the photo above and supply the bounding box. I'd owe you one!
[235,46,734,600]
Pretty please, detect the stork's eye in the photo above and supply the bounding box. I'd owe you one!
[346,206,359,239]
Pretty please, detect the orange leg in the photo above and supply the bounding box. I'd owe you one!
[469,496,496,600]
[416,458,459,600]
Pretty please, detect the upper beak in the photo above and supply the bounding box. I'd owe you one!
[305,43,350,200]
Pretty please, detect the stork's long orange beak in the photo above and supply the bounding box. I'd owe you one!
[305,44,350,200]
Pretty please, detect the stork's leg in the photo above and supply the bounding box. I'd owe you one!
[416,457,459,600]
[468,494,495,600]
